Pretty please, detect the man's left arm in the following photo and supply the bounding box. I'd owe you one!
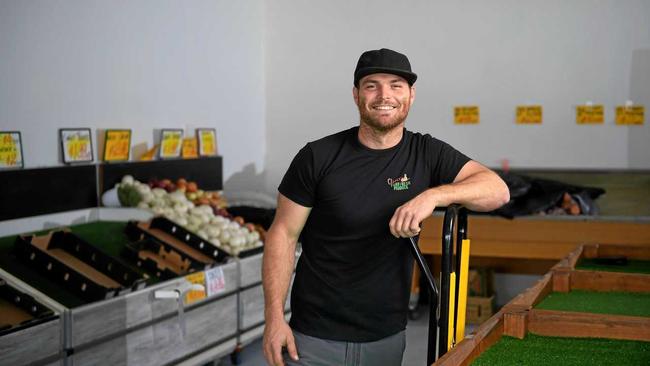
[389,161,509,238]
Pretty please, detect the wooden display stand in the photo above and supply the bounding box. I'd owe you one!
[433,244,650,366]
[419,214,650,275]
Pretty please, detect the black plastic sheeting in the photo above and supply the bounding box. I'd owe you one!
[492,173,606,218]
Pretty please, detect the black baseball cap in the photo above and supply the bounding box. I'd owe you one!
[354,48,417,87]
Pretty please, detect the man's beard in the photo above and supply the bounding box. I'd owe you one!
[357,97,410,132]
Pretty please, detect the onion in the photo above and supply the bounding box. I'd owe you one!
[196,229,209,240]
[219,231,231,243]
[173,203,188,215]
[152,188,167,198]
[207,226,221,238]
[175,216,188,226]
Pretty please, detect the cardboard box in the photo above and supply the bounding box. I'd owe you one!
[466,295,495,324]
[468,268,494,297]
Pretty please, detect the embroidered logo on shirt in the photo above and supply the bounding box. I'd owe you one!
[387,173,411,191]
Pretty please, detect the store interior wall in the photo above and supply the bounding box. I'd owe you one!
[628,48,650,168]
[1,1,648,197]
[264,0,650,194]
[0,0,266,193]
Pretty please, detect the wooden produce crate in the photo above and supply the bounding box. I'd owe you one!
[0,268,65,366]
[126,217,228,264]
[465,268,495,324]
[466,295,495,325]
[237,250,297,348]
[122,238,205,280]
[434,243,650,365]
[13,231,146,302]
[239,252,263,288]
[69,261,239,366]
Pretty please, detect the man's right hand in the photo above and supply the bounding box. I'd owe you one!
[263,318,299,366]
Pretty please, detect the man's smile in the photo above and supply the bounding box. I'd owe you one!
[372,104,397,110]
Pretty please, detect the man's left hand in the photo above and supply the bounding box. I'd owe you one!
[389,190,437,238]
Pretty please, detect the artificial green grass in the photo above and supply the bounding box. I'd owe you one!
[535,290,650,318]
[68,221,132,258]
[471,334,650,366]
[576,258,650,274]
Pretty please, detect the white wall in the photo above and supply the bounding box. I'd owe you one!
[265,0,650,193]
[1,1,648,197]
[628,48,650,168]
[0,0,266,191]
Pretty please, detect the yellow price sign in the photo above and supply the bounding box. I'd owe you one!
[616,105,644,125]
[61,129,93,163]
[0,132,23,168]
[197,129,217,156]
[103,130,131,162]
[160,129,183,158]
[576,105,604,125]
[454,106,480,124]
[516,105,543,124]
[182,137,198,159]
[184,271,206,305]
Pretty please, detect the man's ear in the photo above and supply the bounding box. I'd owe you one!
[409,86,416,106]
[353,86,359,105]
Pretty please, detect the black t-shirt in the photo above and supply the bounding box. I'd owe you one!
[278,126,470,342]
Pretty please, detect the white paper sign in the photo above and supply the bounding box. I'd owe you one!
[205,266,226,296]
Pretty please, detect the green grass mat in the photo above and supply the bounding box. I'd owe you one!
[471,334,650,366]
[535,290,650,318]
[576,258,650,274]
[69,221,132,258]
[0,221,156,308]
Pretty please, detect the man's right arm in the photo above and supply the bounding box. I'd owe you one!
[262,193,311,366]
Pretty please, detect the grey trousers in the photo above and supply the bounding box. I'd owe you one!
[284,330,406,366]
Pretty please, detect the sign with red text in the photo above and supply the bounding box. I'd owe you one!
[576,105,604,124]
[0,131,23,169]
[184,271,207,305]
[616,105,644,125]
[159,129,183,159]
[454,106,480,124]
[197,128,217,156]
[516,105,543,124]
[103,130,131,162]
[60,128,93,163]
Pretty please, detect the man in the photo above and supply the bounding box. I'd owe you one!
[262,48,509,366]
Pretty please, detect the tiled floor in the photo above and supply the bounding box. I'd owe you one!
[218,307,476,366]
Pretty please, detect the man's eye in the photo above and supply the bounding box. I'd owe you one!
[392,84,403,89]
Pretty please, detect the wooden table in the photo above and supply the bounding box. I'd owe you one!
[418,214,650,275]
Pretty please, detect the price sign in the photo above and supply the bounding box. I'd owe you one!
[103,130,131,162]
[159,129,183,159]
[0,131,23,169]
[576,105,604,124]
[616,105,645,125]
[60,128,93,163]
[516,105,543,124]
[184,271,206,305]
[197,128,217,156]
[454,106,480,124]
[205,266,226,297]
[181,137,198,159]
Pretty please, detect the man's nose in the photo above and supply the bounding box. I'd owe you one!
[378,85,392,99]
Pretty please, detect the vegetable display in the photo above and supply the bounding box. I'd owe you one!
[115,175,264,256]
